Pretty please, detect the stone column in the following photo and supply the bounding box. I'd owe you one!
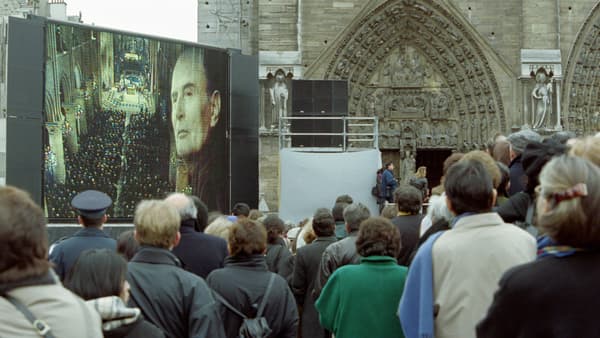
[46,122,66,184]
[522,79,531,128]
[555,80,562,130]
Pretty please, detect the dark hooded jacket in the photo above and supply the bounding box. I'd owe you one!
[206,255,299,338]
[127,247,225,338]
[265,237,293,279]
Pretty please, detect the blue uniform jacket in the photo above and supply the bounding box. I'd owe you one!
[49,227,116,280]
[380,169,397,201]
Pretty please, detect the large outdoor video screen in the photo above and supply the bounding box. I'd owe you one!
[43,22,230,219]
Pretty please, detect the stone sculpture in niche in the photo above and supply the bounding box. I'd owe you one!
[447,121,458,146]
[480,116,488,143]
[432,120,446,146]
[364,92,377,117]
[420,120,432,146]
[431,92,450,119]
[269,69,289,129]
[401,149,416,183]
[471,117,479,146]
[531,68,553,130]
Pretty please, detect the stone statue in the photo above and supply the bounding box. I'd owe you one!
[471,117,479,145]
[480,116,488,142]
[421,121,432,146]
[269,69,289,129]
[364,92,377,117]
[401,149,416,184]
[531,68,553,129]
[431,92,450,119]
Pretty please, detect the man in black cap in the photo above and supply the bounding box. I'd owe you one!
[49,190,116,280]
[506,130,542,196]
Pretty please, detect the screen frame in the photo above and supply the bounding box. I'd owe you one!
[9,15,245,223]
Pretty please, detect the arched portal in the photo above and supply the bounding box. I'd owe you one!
[563,2,600,135]
[324,0,506,153]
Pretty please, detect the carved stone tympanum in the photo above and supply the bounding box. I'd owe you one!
[324,0,506,151]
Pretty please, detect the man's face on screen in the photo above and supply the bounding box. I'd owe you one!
[171,54,218,158]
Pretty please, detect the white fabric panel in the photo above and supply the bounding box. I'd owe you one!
[279,149,382,223]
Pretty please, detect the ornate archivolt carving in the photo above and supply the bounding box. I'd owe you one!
[563,2,600,135]
[324,0,505,150]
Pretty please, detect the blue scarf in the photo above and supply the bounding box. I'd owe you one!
[398,231,445,338]
[536,235,583,259]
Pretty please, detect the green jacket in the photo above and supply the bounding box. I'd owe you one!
[315,256,407,338]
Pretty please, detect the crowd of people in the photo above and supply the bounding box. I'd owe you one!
[4,131,600,338]
[44,109,126,217]
[118,113,172,216]
[44,109,172,218]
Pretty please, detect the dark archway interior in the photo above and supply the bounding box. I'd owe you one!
[416,148,452,191]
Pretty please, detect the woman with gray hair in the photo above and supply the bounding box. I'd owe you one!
[419,194,453,241]
[477,155,600,337]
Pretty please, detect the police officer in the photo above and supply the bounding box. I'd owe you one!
[49,190,116,280]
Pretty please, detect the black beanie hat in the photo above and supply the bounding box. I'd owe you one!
[521,140,567,192]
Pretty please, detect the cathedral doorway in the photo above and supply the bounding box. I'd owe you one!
[323,0,506,153]
[416,149,452,192]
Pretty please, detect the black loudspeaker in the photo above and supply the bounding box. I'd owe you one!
[292,80,314,113]
[332,80,348,115]
[290,80,348,147]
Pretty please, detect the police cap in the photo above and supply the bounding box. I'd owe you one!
[71,190,112,218]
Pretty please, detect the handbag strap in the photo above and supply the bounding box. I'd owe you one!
[213,274,277,319]
[3,294,55,338]
[213,291,249,319]
[256,274,276,317]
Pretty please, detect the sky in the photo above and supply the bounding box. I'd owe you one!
[64,0,197,42]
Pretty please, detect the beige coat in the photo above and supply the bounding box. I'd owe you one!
[0,279,102,338]
[432,212,536,338]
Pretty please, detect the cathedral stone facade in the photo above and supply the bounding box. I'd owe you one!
[198,0,600,210]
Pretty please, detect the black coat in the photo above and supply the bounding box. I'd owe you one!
[49,227,116,280]
[290,236,337,338]
[391,214,424,266]
[508,155,526,196]
[495,191,531,224]
[418,219,450,247]
[172,224,228,279]
[265,242,293,279]
[477,251,600,338]
[127,247,225,338]
[313,232,360,299]
[207,255,299,338]
[104,318,165,338]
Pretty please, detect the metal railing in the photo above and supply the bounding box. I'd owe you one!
[278,115,378,151]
